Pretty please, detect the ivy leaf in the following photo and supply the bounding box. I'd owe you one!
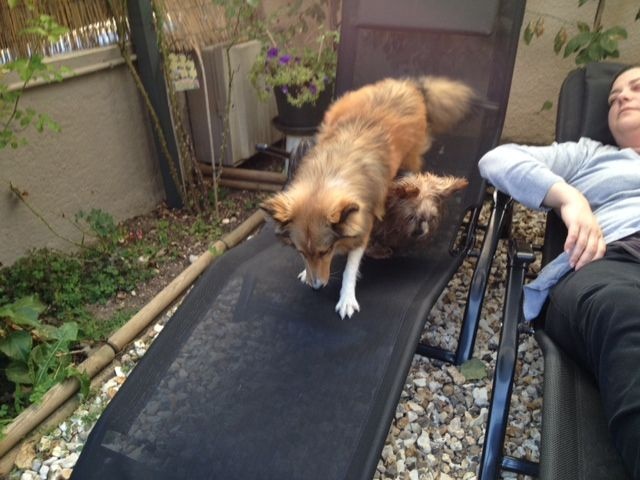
[578,0,592,6]
[460,358,488,381]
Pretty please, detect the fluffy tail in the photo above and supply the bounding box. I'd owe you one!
[417,76,475,135]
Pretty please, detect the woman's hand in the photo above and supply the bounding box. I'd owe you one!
[543,182,606,269]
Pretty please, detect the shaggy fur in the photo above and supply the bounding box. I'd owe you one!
[261,76,474,318]
[367,172,469,259]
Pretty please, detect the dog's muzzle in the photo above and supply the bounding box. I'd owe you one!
[311,278,325,289]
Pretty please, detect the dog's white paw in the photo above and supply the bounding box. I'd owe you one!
[298,269,307,283]
[335,292,360,319]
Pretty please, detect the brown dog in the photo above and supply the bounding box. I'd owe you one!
[366,172,469,258]
[261,76,474,318]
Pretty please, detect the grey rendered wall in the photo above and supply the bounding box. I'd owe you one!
[502,0,640,143]
[1,46,164,267]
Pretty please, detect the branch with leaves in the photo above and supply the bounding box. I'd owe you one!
[522,0,638,111]
[1,3,71,149]
[523,0,637,66]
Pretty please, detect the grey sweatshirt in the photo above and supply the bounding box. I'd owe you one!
[478,137,640,320]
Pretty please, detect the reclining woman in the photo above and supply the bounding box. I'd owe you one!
[478,65,640,478]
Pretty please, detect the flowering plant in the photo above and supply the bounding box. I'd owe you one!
[250,29,339,108]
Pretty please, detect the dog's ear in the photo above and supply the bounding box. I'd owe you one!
[389,182,420,199]
[429,175,469,197]
[260,193,293,225]
[328,200,359,226]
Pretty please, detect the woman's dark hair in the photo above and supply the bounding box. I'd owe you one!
[610,64,640,90]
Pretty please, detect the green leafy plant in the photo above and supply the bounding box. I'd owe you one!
[0,209,154,322]
[80,308,135,343]
[217,0,340,108]
[523,0,637,66]
[522,0,638,111]
[250,29,339,107]
[1,3,71,149]
[0,296,89,416]
[74,208,121,250]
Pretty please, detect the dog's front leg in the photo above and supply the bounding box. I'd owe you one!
[335,246,365,319]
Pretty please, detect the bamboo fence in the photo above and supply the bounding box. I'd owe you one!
[0,0,235,60]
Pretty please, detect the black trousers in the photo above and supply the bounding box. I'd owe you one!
[545,246,640,479]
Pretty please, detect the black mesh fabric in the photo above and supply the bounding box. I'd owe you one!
[536,331,630,480]
[71,0,526,478]
[72,218,465,480]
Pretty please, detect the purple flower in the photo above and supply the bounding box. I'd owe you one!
[279,55,291,65]
[281,86,289,94]
[308,83,317,95]
[267,47,278,59]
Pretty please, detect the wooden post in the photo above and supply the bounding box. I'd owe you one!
[127,0,183,208]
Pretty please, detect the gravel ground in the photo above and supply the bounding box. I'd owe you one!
[7,202,547,480]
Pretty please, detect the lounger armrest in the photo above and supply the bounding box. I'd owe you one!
[479,237,536,479]
[455,190,513,364]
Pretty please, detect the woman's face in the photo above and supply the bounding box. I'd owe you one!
[608,67,640,148]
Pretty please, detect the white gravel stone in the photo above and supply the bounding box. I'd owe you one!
[37,464,49,478]
[414,377,427,388]
[417,432,432,453]
[472,387,489,407]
